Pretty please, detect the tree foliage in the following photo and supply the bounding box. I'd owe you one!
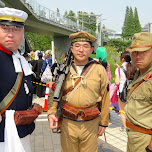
[122,6,142,39]
[106,38,131,52]
[134,7,142,33]
[26,32,52,51]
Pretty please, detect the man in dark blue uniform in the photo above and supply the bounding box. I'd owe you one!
[0,7,35,151]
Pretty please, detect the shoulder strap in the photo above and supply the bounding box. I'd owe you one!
[65,63,96,102]
[0,72,23,114]
[120,66,126,75]
[130,74,152,96]
[62,62,94,96]
[118,66,120,77]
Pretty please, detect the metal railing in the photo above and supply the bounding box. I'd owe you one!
[23,0,95,36]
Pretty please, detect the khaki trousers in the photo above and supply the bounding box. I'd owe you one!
[61,117,99,152]
[127,128,151,152]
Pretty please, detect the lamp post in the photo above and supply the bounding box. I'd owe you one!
[0,0,5,8]
[99,19,106,46]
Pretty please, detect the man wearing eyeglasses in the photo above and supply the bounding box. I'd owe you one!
[48,31,110,152]
[0,7,34,151]
[125,32,152,152]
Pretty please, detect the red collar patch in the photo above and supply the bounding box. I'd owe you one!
[0,45,12,55]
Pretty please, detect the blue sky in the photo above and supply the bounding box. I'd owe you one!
[36,0,152,33]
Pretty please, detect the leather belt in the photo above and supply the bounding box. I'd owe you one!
[126,120,152,135]
[62,100,98,109]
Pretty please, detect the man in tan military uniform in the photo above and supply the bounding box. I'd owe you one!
[48,31,109,152]
[125,32,152,152]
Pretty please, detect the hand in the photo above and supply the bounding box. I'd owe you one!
[114,63,119,67]
[148,136,152,150]
[97,126,106,137]
[48,114,58,132]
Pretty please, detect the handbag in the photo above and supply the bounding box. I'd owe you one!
[41,61,52,83]
[110,84,119,104]
[14,103,42,126]
[110,67,120,104]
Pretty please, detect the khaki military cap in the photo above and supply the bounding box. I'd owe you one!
[69,31,96,42]
[129,32,152,52]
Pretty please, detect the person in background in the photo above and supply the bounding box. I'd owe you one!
[42,50,52,72]
[125,32,152,152]
[48,31,110,152]
[29,51,37,94]
[0,7,35,151]
[96,46,111,82]
[114,51,136,136]
[33,53,45,97]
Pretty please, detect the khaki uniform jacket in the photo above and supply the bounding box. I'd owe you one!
[125,65,152,129]
[48,60,110,126]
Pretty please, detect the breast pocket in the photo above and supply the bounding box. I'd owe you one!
[131,93,146,102]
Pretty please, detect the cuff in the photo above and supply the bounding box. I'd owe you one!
[99,124,108,127]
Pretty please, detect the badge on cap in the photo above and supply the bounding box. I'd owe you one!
[136,42,140,45]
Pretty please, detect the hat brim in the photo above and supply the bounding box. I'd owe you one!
[0,20,24,27]
[129,47,151,53]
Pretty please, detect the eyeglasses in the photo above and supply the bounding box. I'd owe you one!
[0,25,23,33]
[73,44,91,51]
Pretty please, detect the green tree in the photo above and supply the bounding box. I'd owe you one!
[134,7,142,33]
[125,7,135,39]
[65,10,76,22]
[26,32,52,51]
[122,6,130,39]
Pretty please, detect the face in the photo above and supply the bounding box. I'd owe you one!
[131,48,152,74]
[0,25,24,53]
[70,41,93,65]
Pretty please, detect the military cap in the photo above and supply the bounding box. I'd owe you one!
[69,31,96,43]
[129,32,152,52]
[0,7,28,27]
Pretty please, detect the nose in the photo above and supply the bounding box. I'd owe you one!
[79,46,84,52]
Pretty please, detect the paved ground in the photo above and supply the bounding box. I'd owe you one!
[31,96,127,152]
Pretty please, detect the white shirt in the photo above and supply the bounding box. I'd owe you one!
[76,65,84,76]
[115,62,128,93]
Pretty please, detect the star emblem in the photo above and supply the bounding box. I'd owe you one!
[136,42,140,45]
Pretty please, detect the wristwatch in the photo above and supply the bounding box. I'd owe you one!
[146,146,152,152]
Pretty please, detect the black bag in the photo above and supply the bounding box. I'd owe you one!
[119,66,133,103]
[119,79,132,103]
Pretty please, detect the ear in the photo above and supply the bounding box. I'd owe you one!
[70,45,73,53]
[90,47,94,54]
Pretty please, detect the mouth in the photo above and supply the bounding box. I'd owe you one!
[136,61,143,65]
[6,40,15,44]
[77,54,84,57]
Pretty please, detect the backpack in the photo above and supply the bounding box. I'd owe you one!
[119,66,133,103]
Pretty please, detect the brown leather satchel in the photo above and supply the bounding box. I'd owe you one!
[62,103,80,120]
[81,107,100,121]
[14,103,42,126]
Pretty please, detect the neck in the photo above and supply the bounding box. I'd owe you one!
[139,64,152,76]
[74,59,88,66]
[0,45,12,55]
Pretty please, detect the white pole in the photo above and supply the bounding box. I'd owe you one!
[51,41,55,64]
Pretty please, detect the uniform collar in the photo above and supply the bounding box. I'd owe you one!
[0,45,12,55]
[132,65,152,85]
[71,57,95,75]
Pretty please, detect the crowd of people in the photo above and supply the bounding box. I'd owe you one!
[0,7,152,152]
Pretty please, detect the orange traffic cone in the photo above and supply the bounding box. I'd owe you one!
[43,83,50,111]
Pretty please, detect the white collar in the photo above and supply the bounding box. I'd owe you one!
[12,51,33,76]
